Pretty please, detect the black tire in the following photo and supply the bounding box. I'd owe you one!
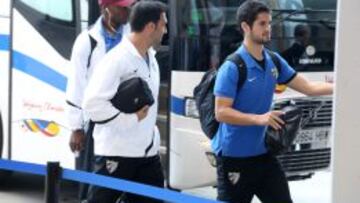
[0,113,12,182]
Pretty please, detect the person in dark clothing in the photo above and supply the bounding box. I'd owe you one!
[282,24,311,67]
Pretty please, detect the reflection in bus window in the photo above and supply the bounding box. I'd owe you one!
[171,0,244,72]
[271,0,336,72]
[170,0,336,73]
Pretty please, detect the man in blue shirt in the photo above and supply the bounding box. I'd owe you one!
[213,1,333,202]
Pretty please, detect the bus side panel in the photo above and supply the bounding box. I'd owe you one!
[10,8,74,168]
[0,0,11,159]
[169,71,216,189]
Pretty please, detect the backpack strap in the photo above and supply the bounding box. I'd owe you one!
[267,50,282,76]
[224,51,282,92]
[86,34,97,68]
[226,53,247,92]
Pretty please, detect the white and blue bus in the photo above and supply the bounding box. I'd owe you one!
[0,0,92,176]
[0,0,336,191]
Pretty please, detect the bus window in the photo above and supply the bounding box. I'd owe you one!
[271,0,336,72]
[170,0,244,72]
[14,0,78,59]
[170,0,336,73]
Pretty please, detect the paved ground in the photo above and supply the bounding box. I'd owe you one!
[183,171,332,203]
[0,171,331,203]
[0,172,77,203]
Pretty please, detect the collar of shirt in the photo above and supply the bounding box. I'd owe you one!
[101,20,124,52]
[237,45,272,71]
[121,36,157,62]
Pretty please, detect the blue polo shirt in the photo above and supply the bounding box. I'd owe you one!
[101,21,124,52]
[212,45,296,157]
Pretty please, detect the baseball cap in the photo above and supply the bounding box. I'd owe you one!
[98,0,136,7]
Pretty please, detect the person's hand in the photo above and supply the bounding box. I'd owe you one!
[69,129,86,152]
[136,105,149,121]
[256,111,285,130]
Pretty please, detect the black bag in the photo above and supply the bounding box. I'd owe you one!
[265,105,302,155]
[193,51,281,140]
[111,77,154,113]
[193,53,246,139]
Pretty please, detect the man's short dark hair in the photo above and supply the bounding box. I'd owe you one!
[236,0,270,30]
[130,1,167,32]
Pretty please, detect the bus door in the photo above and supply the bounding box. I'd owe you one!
[10,0,81,168]
[0,0,11,160]
[167,0,244,190]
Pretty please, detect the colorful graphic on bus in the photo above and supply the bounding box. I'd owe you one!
[22,119,61,137]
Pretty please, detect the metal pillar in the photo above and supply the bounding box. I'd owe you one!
[44,162,62,203]
[332,0,360,202]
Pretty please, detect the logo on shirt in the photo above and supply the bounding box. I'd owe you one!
[228,172,241,185]
[106,160,119,174]
[248,77,257,82]
[272,67,279,79]
[134,97,139,105]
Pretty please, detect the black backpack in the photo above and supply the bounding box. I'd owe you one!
[193,51,281,140]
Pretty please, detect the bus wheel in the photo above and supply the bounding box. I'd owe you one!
[0,113,12,183]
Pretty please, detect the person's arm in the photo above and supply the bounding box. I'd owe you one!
[287,74,333,96]
[82,51,141,130]
[213,60,284,130]
[66,32,89,131]
[274,52,333,96]
[66,32,90,152]
[215,96,284,130]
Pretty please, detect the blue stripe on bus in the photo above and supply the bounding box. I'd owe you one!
[0,34,9,50]
[13,51,67,92]
[2,34,188,112]
[171,96,185,116]
[0,34,67,92]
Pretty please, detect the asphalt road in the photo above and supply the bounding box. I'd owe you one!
[0,172,78,203]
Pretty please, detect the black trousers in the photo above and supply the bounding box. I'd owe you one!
[75,122,95,201]
[87,155,164,203]
[216,153,292,203]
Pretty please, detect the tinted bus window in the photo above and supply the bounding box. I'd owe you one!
[170,0,336,72]
[14,0,78,59]
[271,0,336,72]
[170,0,244,72]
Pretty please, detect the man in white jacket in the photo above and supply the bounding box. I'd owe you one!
[83,1,167,202]
[65,0,135,201]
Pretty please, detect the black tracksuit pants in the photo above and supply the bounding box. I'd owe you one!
[86,155,164,203]
[76,122,95,201]
[216,153,292,203]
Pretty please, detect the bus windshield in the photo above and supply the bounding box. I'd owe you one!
[169,0,336,72]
